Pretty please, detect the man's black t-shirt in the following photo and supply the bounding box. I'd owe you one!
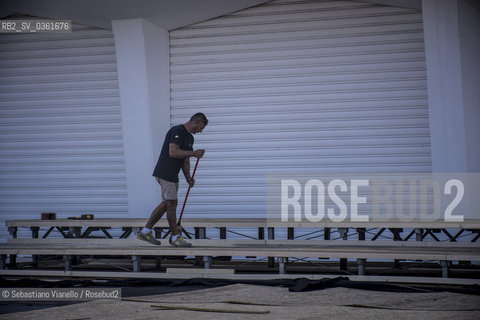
[153,124,194,183]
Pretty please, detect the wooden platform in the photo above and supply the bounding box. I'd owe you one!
[1,240,478,261]
[2,219,480,284]
[1,238,479,281]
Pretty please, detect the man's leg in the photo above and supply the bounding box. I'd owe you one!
[167,199,192,247]
[145,201,167,229]
[137,179,167,245]
[148,178,191,247]
[137,202,162,244]
[166,199,179,236]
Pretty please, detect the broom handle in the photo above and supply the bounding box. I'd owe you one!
[178,157,200,224]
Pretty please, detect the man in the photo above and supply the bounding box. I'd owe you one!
[137,113,208,247]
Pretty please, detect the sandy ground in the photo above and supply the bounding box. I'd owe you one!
[1,283,480,320]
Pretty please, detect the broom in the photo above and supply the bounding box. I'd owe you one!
[178,157,200,227]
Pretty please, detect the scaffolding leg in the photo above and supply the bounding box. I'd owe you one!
[31,227,39,267]
[268,227,275,268]
[0,255,6,269]
[278,257,287,274]
[132,227,141,236]
[415,228,423,241]
[203,256,213,269]
[440,260,450,278]
[195,227,206,266]
[63,255,72,272]
[339,228,348,271]
[8,227,17,266]
[132,255,141,272]
[154,229,162,270]
[357,259,366,276]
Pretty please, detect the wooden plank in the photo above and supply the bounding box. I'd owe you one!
[4,218,267,228]
[266,220,480,229]
[7,238,267,246]
[0,242,478,261]
[5,218,480,229]
[266,240,480,248]
[0,269,478,285]
[7,238,480,248]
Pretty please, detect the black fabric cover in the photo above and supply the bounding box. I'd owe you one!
[1,277,479,296]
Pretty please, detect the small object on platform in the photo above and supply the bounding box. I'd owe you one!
[68,214,94,220]
[41,212,56,220]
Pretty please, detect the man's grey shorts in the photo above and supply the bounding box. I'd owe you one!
[155,177,179,201]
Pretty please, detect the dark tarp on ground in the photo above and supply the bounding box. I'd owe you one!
[1,277,479,296]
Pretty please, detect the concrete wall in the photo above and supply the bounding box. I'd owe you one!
[112,18,171,217]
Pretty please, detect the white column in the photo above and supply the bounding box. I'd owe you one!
[423,0,480,173]
[423,0,466,172]
[458,0,480,173]
[112,19,170,216]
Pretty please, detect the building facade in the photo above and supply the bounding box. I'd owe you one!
[0,0,478,239]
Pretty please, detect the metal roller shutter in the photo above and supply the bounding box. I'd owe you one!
[0,22,128,238]
[171,0,431,219]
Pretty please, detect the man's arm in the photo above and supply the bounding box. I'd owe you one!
[182,157,194,187]
[169,143,205,159]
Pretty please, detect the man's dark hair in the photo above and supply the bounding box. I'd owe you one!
[190,112,208,125]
